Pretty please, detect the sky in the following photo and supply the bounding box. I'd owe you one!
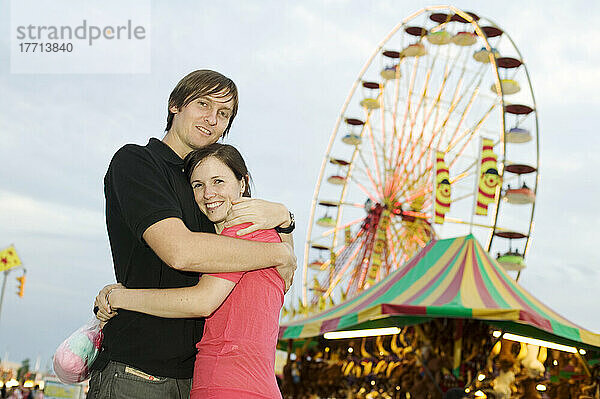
[0,0,599,370]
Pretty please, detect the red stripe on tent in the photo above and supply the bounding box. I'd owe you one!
[382,303,428,316]
[320,317,341,334]
[481,156,496,163]
[471,244,498,308]
[524,300,587,331]
[519,309,552,332]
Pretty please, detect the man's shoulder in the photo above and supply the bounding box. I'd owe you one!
[108,140,160,169]
[112,141,152,160]
[105,140,166,186]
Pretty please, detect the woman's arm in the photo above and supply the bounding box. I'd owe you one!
[94,223,284,322]
[106,275,236,318]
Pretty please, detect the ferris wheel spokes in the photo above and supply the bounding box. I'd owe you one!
[364,114,385,191]
[299,7,538,315]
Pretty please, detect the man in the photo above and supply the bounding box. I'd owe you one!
[88,70,296,399]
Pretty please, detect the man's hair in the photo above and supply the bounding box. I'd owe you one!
[184,143,252,197]
[166,70,239,137]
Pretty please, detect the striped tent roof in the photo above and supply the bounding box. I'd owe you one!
[280,235,600,350]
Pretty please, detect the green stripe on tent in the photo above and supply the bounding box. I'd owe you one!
[550,320,581,342]
[488,320,598,351]
[426,305,472,318]
[337,312,359,330]
[474,248,511,308]
[282,325,304,339]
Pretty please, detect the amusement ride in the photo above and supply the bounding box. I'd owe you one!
[295,5,540,317]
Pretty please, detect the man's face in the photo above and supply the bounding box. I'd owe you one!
[169,92,235,154]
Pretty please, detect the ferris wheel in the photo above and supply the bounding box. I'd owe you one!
[299,6,539,312]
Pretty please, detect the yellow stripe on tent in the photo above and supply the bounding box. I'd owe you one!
[459,241,486,308]
[357,304,384,324]
[472,308,520,320]
[579,329,600,348]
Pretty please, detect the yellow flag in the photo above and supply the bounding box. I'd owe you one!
[0,245,22,272]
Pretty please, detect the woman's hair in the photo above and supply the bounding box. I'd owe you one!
[184,143,252,197]
[166,70,239,137]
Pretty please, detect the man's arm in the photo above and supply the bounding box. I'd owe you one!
[143,218,295,274]
[222,198,297,290]
[223,198,291,236]
[276,229,295,291]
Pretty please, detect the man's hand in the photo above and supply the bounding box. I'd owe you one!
[94,283,123,327]
[224,198,290,235]
[276,242,297,293]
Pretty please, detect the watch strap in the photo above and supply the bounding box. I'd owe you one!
[275,211,295,234]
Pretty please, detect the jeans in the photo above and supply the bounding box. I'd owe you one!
[87,361,192,399]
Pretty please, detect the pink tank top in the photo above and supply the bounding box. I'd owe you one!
[190,223,284,399]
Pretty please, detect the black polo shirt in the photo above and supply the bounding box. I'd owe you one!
[94,138,215,378]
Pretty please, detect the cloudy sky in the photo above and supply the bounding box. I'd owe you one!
[1,0,598,370]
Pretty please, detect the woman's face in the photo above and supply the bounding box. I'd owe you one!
[190,156,245,224]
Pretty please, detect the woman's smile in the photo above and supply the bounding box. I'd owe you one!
[205,200,225,211]
[190,156,245,229]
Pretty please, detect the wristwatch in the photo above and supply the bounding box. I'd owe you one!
[275,211,295,234]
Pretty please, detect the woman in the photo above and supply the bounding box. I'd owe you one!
[96,143,284,399]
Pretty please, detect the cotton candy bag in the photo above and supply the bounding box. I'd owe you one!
[53,318,103,383]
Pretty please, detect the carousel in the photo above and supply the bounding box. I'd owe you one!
[280,5,599,398]
[280,235,600,398]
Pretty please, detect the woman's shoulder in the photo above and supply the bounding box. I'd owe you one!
[221,223,281,243]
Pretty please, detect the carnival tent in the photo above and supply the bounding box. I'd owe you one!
[280,235,600,351]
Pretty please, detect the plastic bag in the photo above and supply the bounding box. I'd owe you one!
[53,317,103,383]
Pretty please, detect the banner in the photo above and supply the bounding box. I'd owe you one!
[0,245,22,272]
[476,139,501,216]
[435,151,451,224]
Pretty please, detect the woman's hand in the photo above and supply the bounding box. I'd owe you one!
[94,283,124,326]
[224,198,290,235]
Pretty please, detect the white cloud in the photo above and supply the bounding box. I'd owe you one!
[0,190,105,238]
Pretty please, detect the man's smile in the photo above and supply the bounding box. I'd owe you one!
[195,125,213,136]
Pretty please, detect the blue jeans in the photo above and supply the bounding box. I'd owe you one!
[87,361,192,399]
